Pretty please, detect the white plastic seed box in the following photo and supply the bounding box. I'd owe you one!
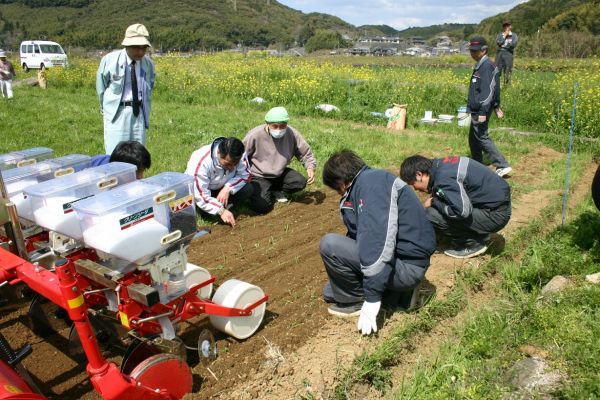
[142,172,197,239]
[25,162,137,239]
[1,154,91,221]
[0,147,53,171]
[73,172,197,264]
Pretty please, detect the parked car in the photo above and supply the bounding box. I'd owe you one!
[19,40,68,72]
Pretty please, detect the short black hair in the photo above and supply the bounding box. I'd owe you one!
[217,137,245,163]
[400,155,432,184]
[109,141,151,170]
[323,150,366,191]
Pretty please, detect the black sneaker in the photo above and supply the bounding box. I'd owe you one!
[327,302,362,317]
[444,243,488,259]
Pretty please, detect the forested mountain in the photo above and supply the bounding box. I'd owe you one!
[0,0,354,50]
[0,0,597,54]
[477,0,599,35]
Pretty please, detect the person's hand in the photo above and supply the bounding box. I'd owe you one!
[424,196,433,208]
[478,115,487,123]
[307,168,315,185]
[220,209,236,227]
[216,186,231,207]
[357,301,381,335]
[495,108,504,119]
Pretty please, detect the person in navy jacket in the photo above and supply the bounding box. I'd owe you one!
[400,155,511,259]
[320,150,436,335]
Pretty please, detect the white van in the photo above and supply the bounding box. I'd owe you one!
[19,40,68,72]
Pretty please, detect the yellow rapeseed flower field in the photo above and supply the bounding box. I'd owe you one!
[46,54,600,137]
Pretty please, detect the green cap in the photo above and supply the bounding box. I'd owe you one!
[265,107,289,123]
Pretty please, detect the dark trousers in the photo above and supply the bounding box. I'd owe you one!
[199,183,253,218]
[469,116,509,169]
[426,204,511,247]
[210,182,253,208]
[319,233,426,304]
[496,50,514,86]
[248,168,307,214]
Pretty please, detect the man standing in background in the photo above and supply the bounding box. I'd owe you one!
[96,24,155,154]
[467,36,512,178]
[495,21,518,86]
[0,50,16,99]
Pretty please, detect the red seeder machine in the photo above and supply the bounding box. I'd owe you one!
[0,149,268,399]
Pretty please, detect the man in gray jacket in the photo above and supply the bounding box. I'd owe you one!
[243,106,316,214]
[495,21,518,86]
[320,150,436,335]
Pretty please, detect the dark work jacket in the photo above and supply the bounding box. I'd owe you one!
[340,167,436,302]
[467,55,500,117]
[428,156,511,219]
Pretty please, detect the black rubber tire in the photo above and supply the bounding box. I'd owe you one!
[22,63,29,73]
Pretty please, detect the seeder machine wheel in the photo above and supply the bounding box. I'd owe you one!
[121,336,186,375]
[197,329,217,366]
[27,294,71,337]
[184,263,213,299]
[129,353,193,400]
[209,279,266,340]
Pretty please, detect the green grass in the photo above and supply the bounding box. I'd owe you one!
[0,85,522,183]
[391,200,600,399]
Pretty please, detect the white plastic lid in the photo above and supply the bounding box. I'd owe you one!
[71,180,162,216]
[25,162,136,197]
[142,172,194,190]
[13,147,53,160]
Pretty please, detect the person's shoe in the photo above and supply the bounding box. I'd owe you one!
[444,243,488,259]
[272,191,289,203]
[327,302,362,318]
[496,166,512,178]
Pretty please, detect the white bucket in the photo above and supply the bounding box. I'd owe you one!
[457,112,471,127]
[209,279,266,340]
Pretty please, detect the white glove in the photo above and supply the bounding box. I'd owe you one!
[357,301,381,335]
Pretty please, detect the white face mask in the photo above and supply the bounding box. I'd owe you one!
[270,128,286,139]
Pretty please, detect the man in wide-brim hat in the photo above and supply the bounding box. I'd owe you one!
[96,24,156,154]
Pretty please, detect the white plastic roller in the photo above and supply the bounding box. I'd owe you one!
[184,263,213,299]
[209,279,266,340]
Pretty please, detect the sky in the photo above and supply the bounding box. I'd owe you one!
[279,0,529,30]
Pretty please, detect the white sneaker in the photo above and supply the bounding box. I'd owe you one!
[496,167,512,178]
[272,191,289,203]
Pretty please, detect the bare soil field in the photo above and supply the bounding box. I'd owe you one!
[0,145,593,400]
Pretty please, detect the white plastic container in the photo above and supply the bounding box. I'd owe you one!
[457,106,471,127]
[26,162,137,239]
[73,173,196,264]
[1,154,91,221]
[0,147,53,171]
[142,172,197,239]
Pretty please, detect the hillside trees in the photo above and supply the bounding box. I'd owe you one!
[305,29,348,52]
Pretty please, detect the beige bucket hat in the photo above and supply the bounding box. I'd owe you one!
[121,23,152,47]
[0,50,6,58]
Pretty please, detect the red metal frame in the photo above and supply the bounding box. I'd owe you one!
[0,248,184,399]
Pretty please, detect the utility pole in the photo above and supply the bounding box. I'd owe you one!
[231,0,237,11]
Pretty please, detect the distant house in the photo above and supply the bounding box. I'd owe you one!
[436,36,452,47]
[408,36,426,47]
